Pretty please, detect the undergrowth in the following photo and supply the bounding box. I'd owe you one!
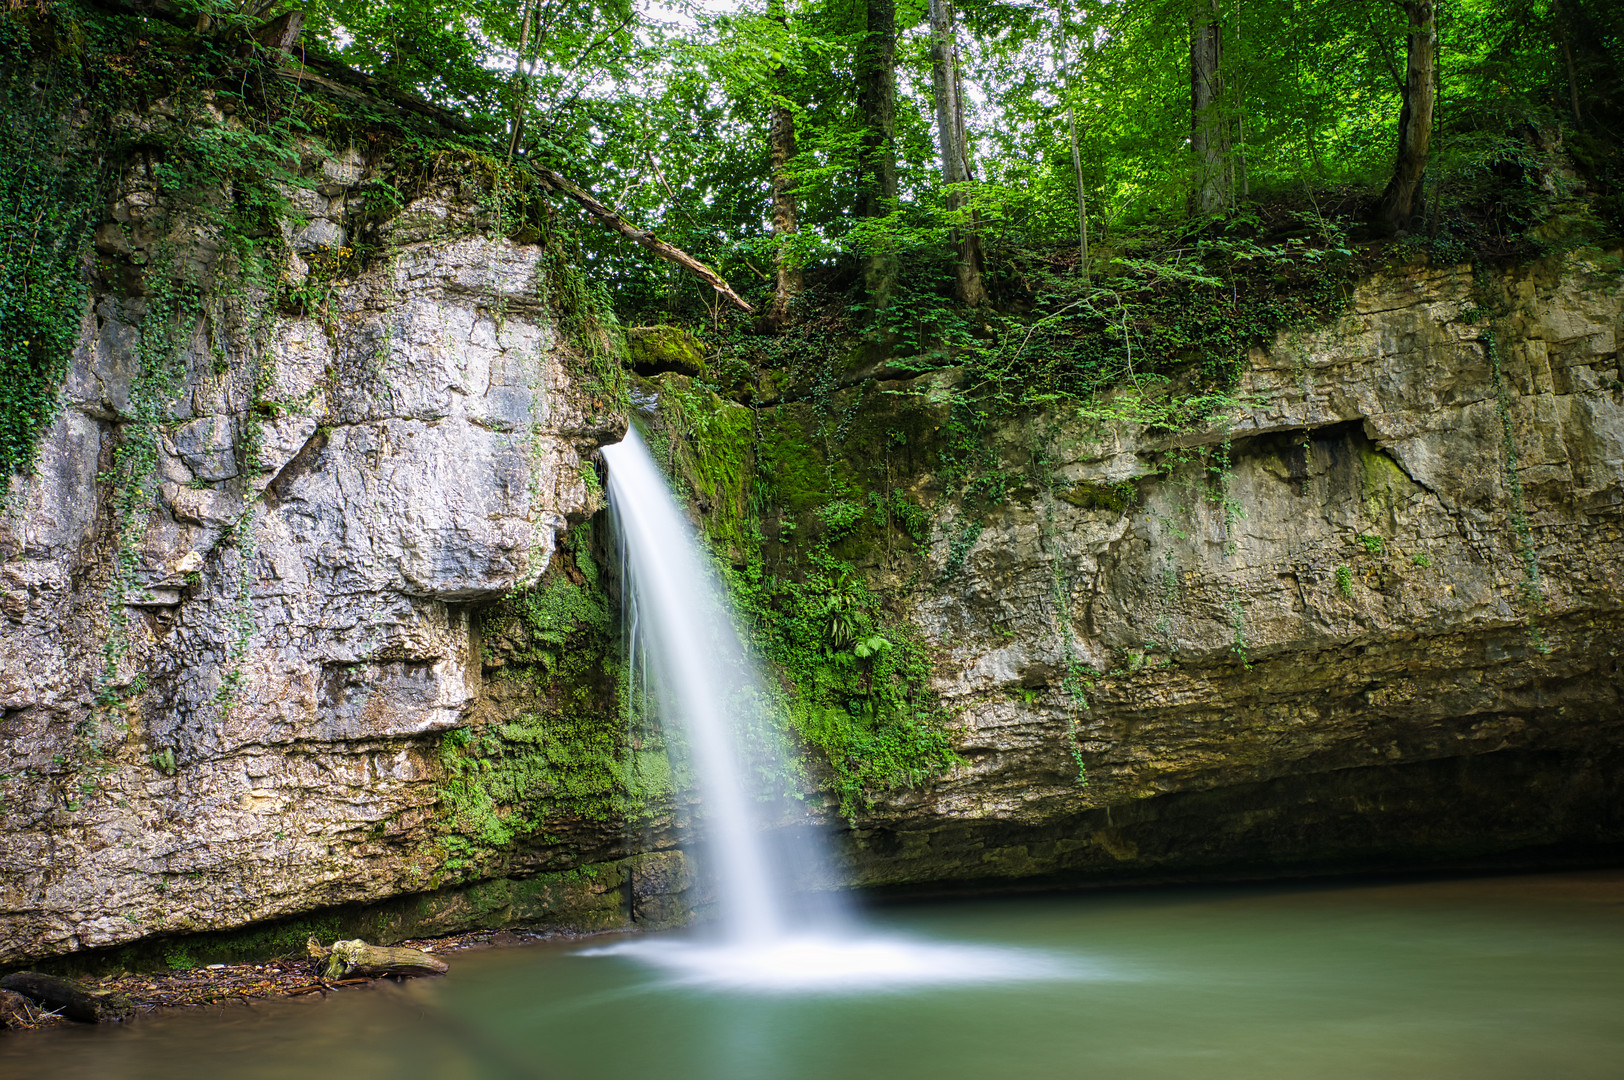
[0,13,115,498]
[436,524,675,877]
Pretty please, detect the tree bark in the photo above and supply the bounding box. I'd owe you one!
[929,0,988,306]
[314,939,450,980]
[251,10,303,53]
[766,0,803,329]
[1373,0,1436,234]
[532,166,754,312]
[1056,0,1088,282]
[0,972,134,1023]
[1552,0,1584,128]
[1189,0,1229,216]
[856,0,899,313]
[506,0,534,163]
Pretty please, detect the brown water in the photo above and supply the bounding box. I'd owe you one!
[4,871,1622,1079]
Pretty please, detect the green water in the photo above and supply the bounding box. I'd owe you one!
[5,872,1623,1079]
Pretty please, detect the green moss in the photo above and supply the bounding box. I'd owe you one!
[1359,445,1412,521]
[430,524,676,880]
[0,15,112,497]
[618,371,964,822]
[755,408,832,512]
[544,244,629,422]
[721,551,960,822]
[628,324,707,376]
[1056,479,1137,513]
[652,374,755,555]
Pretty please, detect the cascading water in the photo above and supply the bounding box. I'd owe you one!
[597,427,1070,991]
[602,427,819,943]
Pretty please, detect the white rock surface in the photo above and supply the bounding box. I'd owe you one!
[0,177,613,962]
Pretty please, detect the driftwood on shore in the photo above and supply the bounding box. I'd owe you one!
[0,972,135,1023]
[0,988,52,1029]
[307,937,450,980]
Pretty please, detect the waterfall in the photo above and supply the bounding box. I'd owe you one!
[603,427,830,942]
[597,427,1061,991]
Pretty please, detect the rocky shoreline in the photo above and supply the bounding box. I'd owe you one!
[0,926,576,1033]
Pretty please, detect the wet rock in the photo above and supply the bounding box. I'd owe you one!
[0,972,134,1023]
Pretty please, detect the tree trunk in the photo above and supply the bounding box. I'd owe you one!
[766,0,802,329]
[928,0,988,306]
[1373,0,1436,234]
[314,939,450,980]
[0,972,134,1023]
[251,11,304,53]
[506,0,533,163]
[1232,0,1248,198]
[1189,0,1229,216]
[1056,0,1088,282]
[856,0,899,314]
[533,166,754,312]
[1552,0,1584,128]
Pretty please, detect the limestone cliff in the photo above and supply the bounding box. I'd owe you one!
[2,118,1621,967]
[845,254,1624,886]
[0,134,616,964]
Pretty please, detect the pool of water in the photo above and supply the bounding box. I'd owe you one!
[6,871,1623,1079]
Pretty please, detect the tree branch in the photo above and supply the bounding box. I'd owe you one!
[532,166,754,313]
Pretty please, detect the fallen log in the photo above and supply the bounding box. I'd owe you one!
[0,972,135,1023]
[532,166,755,313]
[1,988,50,1029]
[314,939,450,980]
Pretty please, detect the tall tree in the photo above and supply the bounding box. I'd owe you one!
[928,0,988,306]
[766,0,803,328]
[1372,0,1436,234]
[1189,0,1229,215]
[856,0,899,313]
[1055,0,1089,282]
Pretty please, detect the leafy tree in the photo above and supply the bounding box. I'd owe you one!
[1373,0,1437,233]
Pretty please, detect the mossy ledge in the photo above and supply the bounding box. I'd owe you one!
[12,853,697,977]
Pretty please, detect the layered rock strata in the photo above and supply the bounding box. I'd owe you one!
[3,155,1620,966]
[0,147,613,963]
[848,254,1624,885]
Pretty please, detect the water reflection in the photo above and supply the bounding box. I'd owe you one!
[3,872,1622,1080]
[582,931,1090,992]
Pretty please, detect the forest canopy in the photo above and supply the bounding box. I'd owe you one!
[4,0,1622,346]
[287,0,1624,315]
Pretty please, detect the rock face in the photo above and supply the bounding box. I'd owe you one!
[846,255,1624,886]
[0,139,614,963]
[1,123,1620,969]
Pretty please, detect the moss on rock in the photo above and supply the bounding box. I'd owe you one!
[627,325,707,377]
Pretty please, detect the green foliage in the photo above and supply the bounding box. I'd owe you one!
[1335,563,1354,598]
[721,545,960,823]
[652,375,755,553]
[1057,480,1137,513]
[434,525,674,876]
[0,13,113,497]
[547,247,629,417]
[636,390,965,820]
[853,634,889,659]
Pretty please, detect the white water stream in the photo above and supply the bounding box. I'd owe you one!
[600,427,1066,990]
[602,427,799,942]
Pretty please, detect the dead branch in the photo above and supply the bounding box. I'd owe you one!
[532,166,754,313]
